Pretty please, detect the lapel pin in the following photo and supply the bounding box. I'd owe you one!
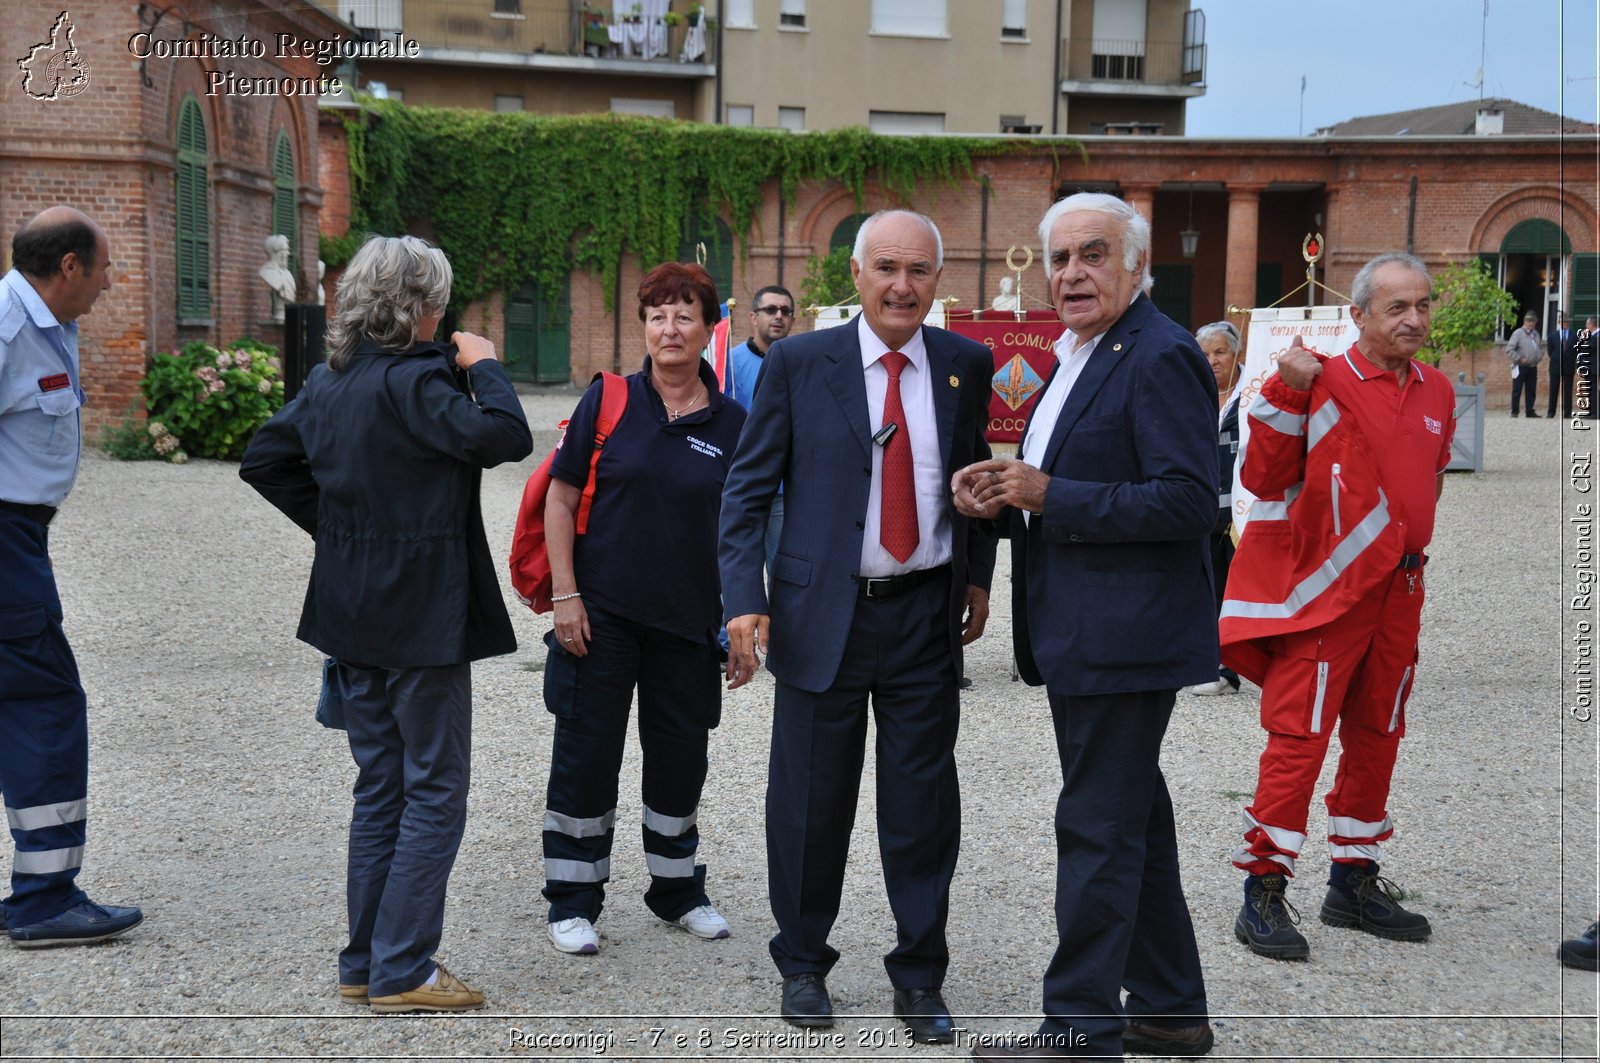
[949,375,960,387]
[1112,343,1123,352]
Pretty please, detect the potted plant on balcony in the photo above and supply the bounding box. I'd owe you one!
[686,2,702,26]
[624,3,642,23]
[663,9,683,27]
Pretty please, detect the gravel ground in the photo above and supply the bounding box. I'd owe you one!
[1,389,1596,1062]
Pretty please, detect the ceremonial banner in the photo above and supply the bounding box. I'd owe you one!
[947,314,1062,443]
[1233,306,1360,533]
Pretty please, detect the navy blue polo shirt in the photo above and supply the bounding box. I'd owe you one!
[551,357,746,645]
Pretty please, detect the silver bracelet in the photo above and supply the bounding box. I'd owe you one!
[550,592,582,603]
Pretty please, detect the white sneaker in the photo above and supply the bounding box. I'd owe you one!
[669,903,731,940]
[547,917,600,955]
[1183,678,1237,696]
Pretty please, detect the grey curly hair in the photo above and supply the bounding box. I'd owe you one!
[326,235,452,369]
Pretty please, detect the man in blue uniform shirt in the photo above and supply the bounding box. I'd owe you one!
[0,206,143,947]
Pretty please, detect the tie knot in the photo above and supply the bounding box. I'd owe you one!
[881,351,909,378]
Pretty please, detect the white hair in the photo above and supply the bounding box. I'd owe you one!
[851,210,944,270]
[1038,192,1153,294]
[1195,320,1241,354]
[1350,252,1430,313]
[326,235,452,369]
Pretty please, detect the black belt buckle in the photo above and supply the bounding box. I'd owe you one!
[860,575,897,600]
[1398,552,1426,570]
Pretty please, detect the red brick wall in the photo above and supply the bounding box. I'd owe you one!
[1,0,346,429]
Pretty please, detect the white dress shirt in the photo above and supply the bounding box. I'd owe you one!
[1017,327,1104,526]
[857,315,953,576]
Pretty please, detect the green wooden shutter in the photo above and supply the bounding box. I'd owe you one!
[175,96,210,319]
[1574,254,1600,323]
[677,211,733,304]
[272,132,298,281]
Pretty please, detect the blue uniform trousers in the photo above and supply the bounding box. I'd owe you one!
[541,604,720,925]
[0,509,90,928]
[337,661,471,997]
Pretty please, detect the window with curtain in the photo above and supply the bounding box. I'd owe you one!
[778,106,805,131]
[779,0,806,27]
[727,104,754,126]
[1002,0,1027,37]
[725,0,754,27]
[175,95,210,320]
[868,111,946,134]
[271,131,298,284]
[870,0,946,37]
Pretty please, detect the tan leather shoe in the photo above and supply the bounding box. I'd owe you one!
[338,983,369,1005]
[369,962,486,1014]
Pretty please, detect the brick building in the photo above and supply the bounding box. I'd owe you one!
[397,122,1596,413]
[1,0,348,426]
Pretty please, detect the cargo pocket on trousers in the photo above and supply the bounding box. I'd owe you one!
[543,629,582,720]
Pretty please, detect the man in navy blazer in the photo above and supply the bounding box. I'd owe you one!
[720,211,996,1041]
[955,193,1217,1060]
[1548,311,1576,419]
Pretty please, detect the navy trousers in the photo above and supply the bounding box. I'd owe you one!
[1039,689,1208,1057]
[1511,364,1539,415]
[541,604,720,925]
[338,661,471,997]
[766,574,960,990]
[0,510,90,927]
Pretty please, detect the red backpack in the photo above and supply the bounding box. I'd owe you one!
[508,372,628,613]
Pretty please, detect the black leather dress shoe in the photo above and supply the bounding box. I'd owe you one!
[1123,1018,1215,1056]
[893,986,955,1044]
[781,973,833,1028]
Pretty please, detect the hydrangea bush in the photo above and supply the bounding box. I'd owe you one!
[139,339,285,461]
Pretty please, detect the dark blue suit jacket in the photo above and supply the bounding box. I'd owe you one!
[720,322,997,693]
[1006,295,1219,696]
[1549,327,1576,375]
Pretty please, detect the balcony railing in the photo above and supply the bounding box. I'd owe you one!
[390,0,716,66]
[1062,38,1204,87]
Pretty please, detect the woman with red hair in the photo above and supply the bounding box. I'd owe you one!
[538,262,747,956]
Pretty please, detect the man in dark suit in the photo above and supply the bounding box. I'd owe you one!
[1548,311,1576,419]
[954,193,1217,1059]
[720,210,996,1042]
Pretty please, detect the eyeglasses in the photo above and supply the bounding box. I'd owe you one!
[756,305,795,317]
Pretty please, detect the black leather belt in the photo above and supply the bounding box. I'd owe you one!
[0,500,57,526]
[1398,552,1426,570]
[854,564,949,601]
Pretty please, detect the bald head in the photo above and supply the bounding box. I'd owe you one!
[12,206,110,322]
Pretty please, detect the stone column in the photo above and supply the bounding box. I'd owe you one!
[1123,183,1157,227]
[1225,185,1264,314]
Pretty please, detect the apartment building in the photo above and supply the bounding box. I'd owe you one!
[341,0,1205,133]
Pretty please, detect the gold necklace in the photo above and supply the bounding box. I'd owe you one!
[663,384,706,420]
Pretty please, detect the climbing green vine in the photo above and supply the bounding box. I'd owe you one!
[341,101,1065,309]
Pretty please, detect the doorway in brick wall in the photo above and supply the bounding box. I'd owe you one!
[504,275,572,383]
[1485,219,1570,337]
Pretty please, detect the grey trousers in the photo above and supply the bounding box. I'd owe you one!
[336,661,471,997]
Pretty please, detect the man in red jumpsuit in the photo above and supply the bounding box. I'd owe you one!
[1221,252,1455,961]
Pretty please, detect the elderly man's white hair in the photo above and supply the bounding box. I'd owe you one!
[1037,192,1153,294]
[1350,252,1431,313]
[850,210,944,270]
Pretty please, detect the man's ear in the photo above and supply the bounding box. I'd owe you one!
[849,256,862,293]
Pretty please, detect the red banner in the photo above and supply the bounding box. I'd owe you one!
[948,313,1061,443]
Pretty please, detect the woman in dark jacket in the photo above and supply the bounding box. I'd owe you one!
[539,262,746,956]
[240,235,533,1013]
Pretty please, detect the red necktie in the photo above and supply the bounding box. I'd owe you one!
[879,352,919,563]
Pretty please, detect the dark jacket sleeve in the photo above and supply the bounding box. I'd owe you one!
[239,389,319,537]
[961,348,998,590]
[388,357,534,468]
[719,341,793,619]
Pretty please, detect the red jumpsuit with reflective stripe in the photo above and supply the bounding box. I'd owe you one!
[1222,350,1454,876]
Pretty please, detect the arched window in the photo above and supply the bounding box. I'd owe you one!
[829,212,873,253]
[272,131,298,281]
[678,212,733,305]
[175,95,210,319]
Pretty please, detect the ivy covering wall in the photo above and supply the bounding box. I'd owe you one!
[333,101,1064,309]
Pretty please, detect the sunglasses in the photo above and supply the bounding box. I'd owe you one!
[756,305,795,317]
